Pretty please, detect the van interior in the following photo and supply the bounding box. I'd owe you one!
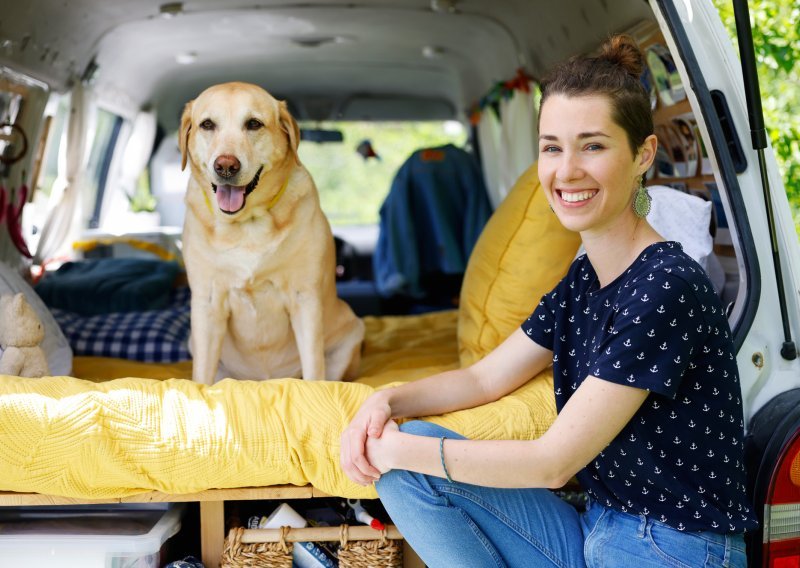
[0,0,739,318]
[0,0,753,565]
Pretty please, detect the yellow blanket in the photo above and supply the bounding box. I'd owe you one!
[0,310,556,500]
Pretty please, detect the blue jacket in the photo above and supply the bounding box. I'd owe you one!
[373,144,492,298]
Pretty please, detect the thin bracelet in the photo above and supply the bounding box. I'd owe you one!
[439,436,454,482]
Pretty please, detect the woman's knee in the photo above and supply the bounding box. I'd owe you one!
[399,420,465,439]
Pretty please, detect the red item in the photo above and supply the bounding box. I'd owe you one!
[4,184,32,258]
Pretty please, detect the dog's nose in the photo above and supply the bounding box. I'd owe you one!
[214,155,241,178]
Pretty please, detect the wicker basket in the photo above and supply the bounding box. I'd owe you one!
[221,524,403,568]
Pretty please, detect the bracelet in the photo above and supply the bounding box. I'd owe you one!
[439,436,453,483]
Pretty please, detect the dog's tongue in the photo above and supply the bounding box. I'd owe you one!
[216,185,245,213]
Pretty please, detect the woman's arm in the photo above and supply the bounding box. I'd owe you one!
[388,328,555,419]
[340,328,553,484]
[368,375,650,488]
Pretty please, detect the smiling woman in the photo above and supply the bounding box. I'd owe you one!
[340,35,756,568]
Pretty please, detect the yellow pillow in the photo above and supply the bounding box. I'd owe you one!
[458,163,582,366]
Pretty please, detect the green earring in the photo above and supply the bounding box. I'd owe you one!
[633,178,651,218]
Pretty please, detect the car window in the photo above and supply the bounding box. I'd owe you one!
[298,120,467,226]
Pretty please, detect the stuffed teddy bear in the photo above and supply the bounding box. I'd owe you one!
[0,292,50,377]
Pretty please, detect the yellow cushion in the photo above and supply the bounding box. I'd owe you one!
[458,163,582,366]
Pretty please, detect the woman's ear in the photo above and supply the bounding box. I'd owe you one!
[637,133,658,176]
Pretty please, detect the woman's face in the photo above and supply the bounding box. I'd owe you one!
[538,94,653,237]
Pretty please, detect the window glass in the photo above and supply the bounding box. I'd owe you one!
[84,108,123,229]
[297,121,468,226]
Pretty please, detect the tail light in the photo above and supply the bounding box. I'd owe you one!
[763,431,800,566]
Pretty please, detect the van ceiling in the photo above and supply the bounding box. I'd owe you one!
[0,0,654,128]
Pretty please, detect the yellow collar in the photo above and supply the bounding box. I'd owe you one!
[202,175,290,215]
[266,175,291,210]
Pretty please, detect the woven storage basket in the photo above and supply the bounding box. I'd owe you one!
[221,524,403,568]
[221,526,293,568]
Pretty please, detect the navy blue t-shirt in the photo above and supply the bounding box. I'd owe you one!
[522,241,758,533]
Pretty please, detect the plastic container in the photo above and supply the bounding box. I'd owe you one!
[0,505,182,568]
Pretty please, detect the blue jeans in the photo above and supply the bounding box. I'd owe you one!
[376,421,747,568]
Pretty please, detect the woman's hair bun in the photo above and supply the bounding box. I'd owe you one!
[599,34,645,79]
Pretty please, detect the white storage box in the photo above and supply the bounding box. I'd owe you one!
[0,505,182,568]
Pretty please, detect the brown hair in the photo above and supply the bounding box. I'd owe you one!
[538,34,653,155]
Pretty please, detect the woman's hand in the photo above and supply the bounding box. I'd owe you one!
[365,419,400,474]
[340,393,393,485]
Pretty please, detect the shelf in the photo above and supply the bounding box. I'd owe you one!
[649,175,715,187]
[653,99,693,123]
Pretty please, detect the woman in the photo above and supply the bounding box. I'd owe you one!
[340,35,757,567]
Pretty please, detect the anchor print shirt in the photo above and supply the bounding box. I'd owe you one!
[522,241,758,534]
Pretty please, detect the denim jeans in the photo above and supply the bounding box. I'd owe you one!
[376,421,747,568]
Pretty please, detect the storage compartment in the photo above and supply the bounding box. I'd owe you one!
[221,524,403,568]
[220,500,403,568]
[0,505,182,568]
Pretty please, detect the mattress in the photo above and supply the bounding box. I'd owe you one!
[0,310,556,499]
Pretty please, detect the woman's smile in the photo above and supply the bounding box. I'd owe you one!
[557,189,599,205]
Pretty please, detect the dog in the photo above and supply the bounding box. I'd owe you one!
[179,82,364,384]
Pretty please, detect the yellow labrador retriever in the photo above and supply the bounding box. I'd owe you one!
[179,82,364,384]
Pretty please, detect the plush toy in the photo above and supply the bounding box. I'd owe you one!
[0,292,49,377]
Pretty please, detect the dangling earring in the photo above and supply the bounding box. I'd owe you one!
[633,176,651,218]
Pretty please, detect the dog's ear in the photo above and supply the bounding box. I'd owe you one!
[179,100,193,171]
[278,100,300,164]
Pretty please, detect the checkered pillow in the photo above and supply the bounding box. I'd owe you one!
[50,287,191,363]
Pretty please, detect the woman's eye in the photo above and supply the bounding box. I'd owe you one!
[199,119,215,130]
[541,145,560,153]
[246,118,264,130]
[585,143,603,151]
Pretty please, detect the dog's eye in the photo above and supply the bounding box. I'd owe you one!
[246,119,263,131]
[199,119,215,130]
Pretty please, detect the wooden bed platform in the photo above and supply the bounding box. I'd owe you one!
[0,486,423,568]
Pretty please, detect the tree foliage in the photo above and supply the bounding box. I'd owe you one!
[713,0,800,231]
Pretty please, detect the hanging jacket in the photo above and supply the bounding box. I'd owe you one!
[373,144,493,299]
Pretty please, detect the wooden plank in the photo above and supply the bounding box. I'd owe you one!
[238,524,403,544]
[0,79,28,97]
[648,175,715,188]
[653,98,693,123]
[201,500,226,568]
[0,492,119,506]
[119,485,320,503]
[0,484,325,507]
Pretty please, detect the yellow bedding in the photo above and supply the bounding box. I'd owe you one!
[0,310,556,500]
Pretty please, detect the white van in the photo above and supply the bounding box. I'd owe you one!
[0,1,798,566]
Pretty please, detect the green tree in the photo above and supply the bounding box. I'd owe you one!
[713,0,800,234]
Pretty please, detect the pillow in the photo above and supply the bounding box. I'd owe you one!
[51,305,191,363]
[571,186,724,292]
[458,163,581,366]
[648,185,725,293]
[0,261,73,376]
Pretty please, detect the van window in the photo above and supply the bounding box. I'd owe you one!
[298,120,467,226]
[35,94,70,199]
[85,109,123,229]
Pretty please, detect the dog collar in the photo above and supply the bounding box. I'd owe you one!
[266,175,290,211]
[202,175,290,214]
